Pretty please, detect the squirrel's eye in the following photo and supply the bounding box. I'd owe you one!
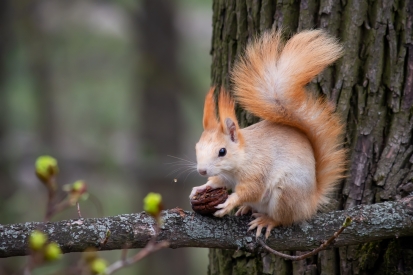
[218,148,227,157]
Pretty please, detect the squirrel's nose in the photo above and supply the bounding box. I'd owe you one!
[198,169,207,176]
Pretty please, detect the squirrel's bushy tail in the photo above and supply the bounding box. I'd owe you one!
[232,29,346,207]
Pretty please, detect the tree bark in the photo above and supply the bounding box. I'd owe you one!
[209,0,413,274]
[0,0,16,225]
[16,0,58,150]
[1,197,413,258]
[134,0,189,274]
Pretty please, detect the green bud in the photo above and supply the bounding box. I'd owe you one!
[44,242,62,261]
[72,180,86,192]
[29,230,47,251]
[343,216,352,227]
[65,180,88,205]
[143,192,163,217]
[80,193,89,201]
[90,258,107,274]
[83,247,98,263]
[35,156,59,184]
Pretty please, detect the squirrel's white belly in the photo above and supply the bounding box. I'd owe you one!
[245,166,316,221]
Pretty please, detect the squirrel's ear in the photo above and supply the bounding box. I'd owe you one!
[218,88,243,144]
[203,88,219,130]
[224,118,239,142]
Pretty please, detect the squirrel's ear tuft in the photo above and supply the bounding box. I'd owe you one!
[218,88,243,144]
[203,88,219,130]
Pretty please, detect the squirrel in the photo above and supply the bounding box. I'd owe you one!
[190,29,347,238]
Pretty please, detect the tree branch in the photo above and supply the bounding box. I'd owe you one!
[1,196,413,258]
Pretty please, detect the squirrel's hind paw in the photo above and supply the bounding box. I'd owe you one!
[248,213,279,239]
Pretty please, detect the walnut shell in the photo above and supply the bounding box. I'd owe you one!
[190,187,228,215]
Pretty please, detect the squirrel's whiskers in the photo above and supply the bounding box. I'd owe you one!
[165,155,197,183]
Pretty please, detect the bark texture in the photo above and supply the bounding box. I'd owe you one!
[210,0,413,274]
[0,0,16,225]
[1,197,413,258]
[135,1,189,274]
[17,0,58,150]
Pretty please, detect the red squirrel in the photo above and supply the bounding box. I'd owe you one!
[190,29,347,238]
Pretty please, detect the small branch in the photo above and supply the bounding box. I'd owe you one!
[77,202,82,219]
[105,240,170,274]
[44,178,57,222]
[45,200,72,221]
[121,247,128,262]
[23,264,32,275]
[258,217,352,261]
[1,197,413,258]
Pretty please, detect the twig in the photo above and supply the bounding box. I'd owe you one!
[121,248,128,262]
[105,240,170,274]
[23,265,31,275]
[258,217,352,261]
[77,202,82,219]
[44,200,72,221]
[21,252,41,275]
[120,243,133,261]
[43,178,57,222]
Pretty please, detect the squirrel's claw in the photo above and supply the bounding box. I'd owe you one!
[248,213,279,239]
[235,205,253,216]
[214,193,239,217]
[189,185,206,199]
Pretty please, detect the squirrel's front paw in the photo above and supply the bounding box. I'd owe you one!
[189,185,207,199]
[235,205,254,216]
[214,193,240,217]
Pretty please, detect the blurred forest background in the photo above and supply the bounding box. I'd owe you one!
[0,0,212,274]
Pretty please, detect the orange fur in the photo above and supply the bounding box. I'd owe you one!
[218,88,244,146]
[218,88,237,131]
[232,28,346,211]
[202,87,219,130]
[192,28,346,238]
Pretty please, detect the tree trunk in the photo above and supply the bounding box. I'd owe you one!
[134,0,189,274]
[0,0,17,224]
[17,0,58,151]
[209,0,413,274]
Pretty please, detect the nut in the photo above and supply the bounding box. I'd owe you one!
[190,186,228,215]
